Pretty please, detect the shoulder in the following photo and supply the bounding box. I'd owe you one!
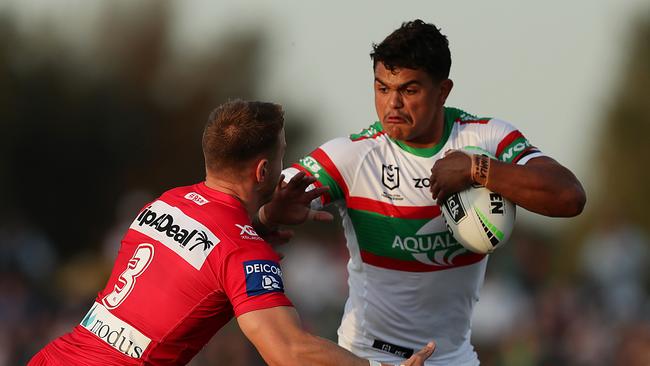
[448,108,522,142]
[446,107,511,131]
[153,184,258,250]
[316,122,386,160]
[349,121,385,142]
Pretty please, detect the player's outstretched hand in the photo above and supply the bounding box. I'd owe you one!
[262,172,334,226]
[391,342,435,366]
[429,150,473,203]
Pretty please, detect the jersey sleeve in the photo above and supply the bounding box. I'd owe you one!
[283,137,355,209]
[485,119,545,165]
[220,243,293,317]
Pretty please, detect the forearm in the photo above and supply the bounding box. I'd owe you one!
[240,307,386,366]
[282,332,371,366]
[251,205,276,237]
[486,158,586,217]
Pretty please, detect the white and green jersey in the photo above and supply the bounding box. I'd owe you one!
[284,107,542,365]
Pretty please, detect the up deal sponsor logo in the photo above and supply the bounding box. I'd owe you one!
[243,260,284,296]
[130,200,220,270]
[80,302,151,358]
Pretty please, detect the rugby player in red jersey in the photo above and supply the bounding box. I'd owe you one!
[28,100,434,366]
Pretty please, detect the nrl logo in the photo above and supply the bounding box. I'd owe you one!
[382,164,400,190]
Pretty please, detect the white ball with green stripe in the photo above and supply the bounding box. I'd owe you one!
[441,147,516,254]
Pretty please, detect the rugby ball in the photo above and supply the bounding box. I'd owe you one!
[441,185,516,254]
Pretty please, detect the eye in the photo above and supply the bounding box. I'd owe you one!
[376,84,388,94]
[404,88,418,95]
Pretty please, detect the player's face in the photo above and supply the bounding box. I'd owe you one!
[260,128,286,204]
[374,63,451,147]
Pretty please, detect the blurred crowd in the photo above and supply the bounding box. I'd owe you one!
[1,191,650,366]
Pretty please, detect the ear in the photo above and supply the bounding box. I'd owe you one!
[254,158,269,184]
[439,78,454,105]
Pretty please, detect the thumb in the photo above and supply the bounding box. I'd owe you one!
[444,149,458,157]
[413,341,435,361]
[307,210,335,222]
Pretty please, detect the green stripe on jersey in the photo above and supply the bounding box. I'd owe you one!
[348,208,470,263]
[298,156,344,202]
[498,137,531,163]
[445,107,491,123]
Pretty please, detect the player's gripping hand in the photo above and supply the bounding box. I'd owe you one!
[401,341,436,366]
[376,341,435,366]
[260,171,334,227]
[429,150,474,203]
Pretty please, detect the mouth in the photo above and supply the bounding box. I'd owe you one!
[385,115,409,124]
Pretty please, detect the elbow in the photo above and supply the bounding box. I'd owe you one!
[557,184,586,217]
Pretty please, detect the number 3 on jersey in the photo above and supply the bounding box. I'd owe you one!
[102,243,155,309]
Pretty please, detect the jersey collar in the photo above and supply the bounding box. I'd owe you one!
[196,182,247,210]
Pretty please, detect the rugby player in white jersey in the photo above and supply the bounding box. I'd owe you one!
[255,20,586,365]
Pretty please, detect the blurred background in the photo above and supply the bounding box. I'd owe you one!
[1,0,649,365]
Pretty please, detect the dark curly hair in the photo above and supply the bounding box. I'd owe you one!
[371,19,451,82]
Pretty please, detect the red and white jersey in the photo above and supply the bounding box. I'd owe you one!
[31,183,292,366]
[284,107,543,365]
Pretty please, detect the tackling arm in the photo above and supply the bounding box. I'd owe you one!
[238,306,435,366]
[252,171,334,242]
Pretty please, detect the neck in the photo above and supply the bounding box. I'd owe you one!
[204,173,259,218]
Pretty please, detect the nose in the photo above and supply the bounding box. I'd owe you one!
[388,91,403,109]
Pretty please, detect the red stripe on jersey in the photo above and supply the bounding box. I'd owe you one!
[360,250,485,272]
[348,196,441,219]
[290,163,331,205]
[351,131,386,141]
[310,148,349,198]
[457,118,490,125]
[512,146,539,164]
[496,130,525,157]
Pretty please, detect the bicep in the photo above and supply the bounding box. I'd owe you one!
[522,155,558,167]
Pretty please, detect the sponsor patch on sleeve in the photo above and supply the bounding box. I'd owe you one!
[243,260,285,297]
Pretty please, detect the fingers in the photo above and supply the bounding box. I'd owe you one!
[429,182,441,201]
[403,341,435,366]
[418,342,435,358]
[305,186,330,201]
[287,170,306,185]
[437,190,448,204]
[286,171,318,192]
